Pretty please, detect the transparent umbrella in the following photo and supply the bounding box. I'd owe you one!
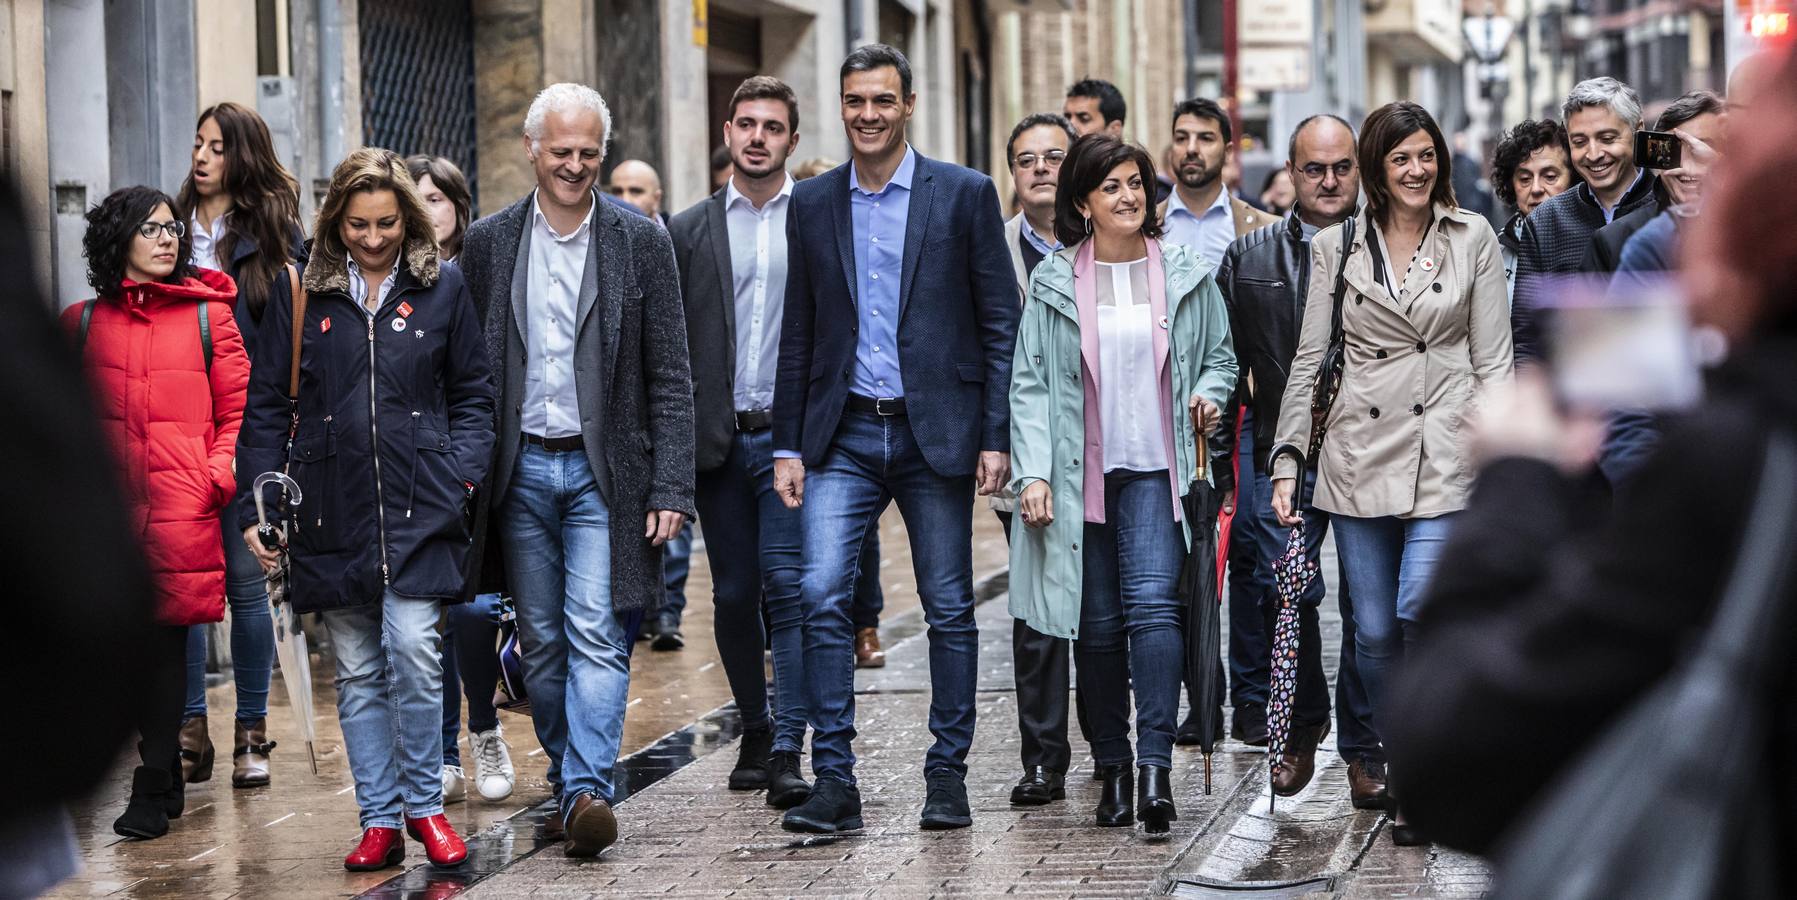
[254,471,318,775]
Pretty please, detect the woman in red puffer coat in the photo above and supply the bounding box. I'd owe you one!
[62,186,250,841]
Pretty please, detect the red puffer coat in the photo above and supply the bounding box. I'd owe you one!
[62,269,250,625]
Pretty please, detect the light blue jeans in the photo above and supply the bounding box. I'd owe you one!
[320,588,445,830]
[1329,512,1458,749]
[499,443,631,806]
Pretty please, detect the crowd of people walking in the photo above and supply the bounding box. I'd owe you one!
[24,30,1794,891]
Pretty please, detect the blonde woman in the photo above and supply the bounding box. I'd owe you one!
[233,148,495,870]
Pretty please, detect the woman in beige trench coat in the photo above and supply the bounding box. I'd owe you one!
[1269,102,1513,845]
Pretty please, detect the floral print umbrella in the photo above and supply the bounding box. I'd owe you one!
[1266,518,1318,811]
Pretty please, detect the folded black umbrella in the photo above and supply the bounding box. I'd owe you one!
[1181,430,1231,793]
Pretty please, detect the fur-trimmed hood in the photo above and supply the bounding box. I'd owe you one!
[302,235,439,296]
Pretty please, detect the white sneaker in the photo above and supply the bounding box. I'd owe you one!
[442,764,467,804]
[471,727,515,801]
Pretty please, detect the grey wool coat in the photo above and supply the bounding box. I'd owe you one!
[458,191,697,613]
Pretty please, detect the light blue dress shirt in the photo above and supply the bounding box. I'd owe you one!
[848,146,916,399]
[1161,186,1235,269]
[1021,222,1062,257]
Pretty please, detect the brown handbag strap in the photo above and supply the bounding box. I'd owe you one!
[285,265,307,400]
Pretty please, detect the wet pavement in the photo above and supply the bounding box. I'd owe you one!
[53,502,1489,898]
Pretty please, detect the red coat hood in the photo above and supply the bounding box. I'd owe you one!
[116,268,238,306]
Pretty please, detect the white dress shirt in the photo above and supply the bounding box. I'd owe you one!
[521,190,594,439]
[1161,187,1235,269]
[725,175,793,412]
[190,211,226,271]
[346,259,397,317]
[1095,258,1167,473]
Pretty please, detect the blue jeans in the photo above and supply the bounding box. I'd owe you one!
[500,443,631,804]
[1330,513,1457,750]
[1225,411,1273,709]
[1075,469,1186,770]
[851,530,884,630]
[440,592,505,766]
[660,522,694,622]
[694,428,807,753]
[320,588,445,829]
[799,411,978,783]
[183,517,276,723]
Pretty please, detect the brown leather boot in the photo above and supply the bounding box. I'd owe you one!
[854,627,885,668]
[232,718,275,788]
[1270,721,1329,796]
[178,716,214,783]
[1347,757,1389,810]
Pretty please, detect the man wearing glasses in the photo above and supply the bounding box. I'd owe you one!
[994,112,1085,808]
[1215,115,1382,807]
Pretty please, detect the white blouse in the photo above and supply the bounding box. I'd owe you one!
[1095,258,1167,473]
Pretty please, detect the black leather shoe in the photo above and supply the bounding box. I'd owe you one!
[729,727,773,790]
[1137,765,1178,835]
[919,769,972,829]
[766,750,812,809]
[1009,766,1065,806]
[782,777,862,833]
[650,613,684,651]
[1390,814,1428,847]
[1094,764,1134,827]
[1231,704,1269,746]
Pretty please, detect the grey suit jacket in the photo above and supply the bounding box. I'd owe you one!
[461,191,696,612]
[668,187,738,473]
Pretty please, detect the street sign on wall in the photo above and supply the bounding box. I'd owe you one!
[1240,45,1313,92]
[1239,0,1315,44]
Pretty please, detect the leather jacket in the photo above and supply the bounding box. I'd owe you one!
[1217,213,1312,474]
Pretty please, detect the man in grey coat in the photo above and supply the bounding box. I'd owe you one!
[459,82,695,859]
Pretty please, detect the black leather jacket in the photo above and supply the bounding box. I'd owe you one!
[1217,213,1312,474]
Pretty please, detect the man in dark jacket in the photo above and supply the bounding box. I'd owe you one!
[1215,114,1380,805]
[459,82,695,858]
[1511,77,1659,362]
[1582,90,1724,275]
[773,45,1018,834]
[668,75,813,807]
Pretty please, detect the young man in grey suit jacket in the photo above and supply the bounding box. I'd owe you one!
[458,83,695,859]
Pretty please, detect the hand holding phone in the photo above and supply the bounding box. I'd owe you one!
[1635,130,1682,171]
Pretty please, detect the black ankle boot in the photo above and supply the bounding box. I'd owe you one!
[114,766,172,839]
[729,726,773,790]
[164,755,186,819]
[1095,764,1134,827]
[1138,765,1178,835]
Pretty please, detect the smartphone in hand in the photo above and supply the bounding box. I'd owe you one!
[1635,130,1683,171]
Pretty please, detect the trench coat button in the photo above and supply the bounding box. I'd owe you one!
[1355,297,1363,305]
[1432,283,1443,293]
[1072,543,1079,551]
[1370,407,1381,418]
[1375,349,1388,359]
[1412,404,1423,416]
[1415,341,1426,353]
[1072,458,1080,466]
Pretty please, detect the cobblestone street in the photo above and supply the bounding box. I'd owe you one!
[55,505,1489,898]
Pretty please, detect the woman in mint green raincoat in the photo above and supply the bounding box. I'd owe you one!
[1007,135,1236,835]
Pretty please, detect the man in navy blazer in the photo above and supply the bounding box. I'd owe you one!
[772,43,1019,835]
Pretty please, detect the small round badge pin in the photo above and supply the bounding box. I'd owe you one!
[1419,258,1436,272]
[1158,315,1171,329]
[392,317,408,332]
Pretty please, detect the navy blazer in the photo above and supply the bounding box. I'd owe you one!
[773,153,1019,477]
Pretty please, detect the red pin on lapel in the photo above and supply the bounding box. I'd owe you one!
[397,301,414,317]
[320,317,332,333]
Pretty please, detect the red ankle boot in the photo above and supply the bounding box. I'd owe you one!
[405,814,468,867]
[344,827,405,871]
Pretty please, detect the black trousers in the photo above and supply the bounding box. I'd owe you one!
[1000,510,1091,773]
[138,625,192,772]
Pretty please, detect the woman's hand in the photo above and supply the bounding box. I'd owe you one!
[1189,395,1223,436]
[1019,481,1054,528]
[243,525,281,573]
[1270,478,1301,527]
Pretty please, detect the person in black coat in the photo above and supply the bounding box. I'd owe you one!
[1388,55,1797,855]
[235,148,494,872]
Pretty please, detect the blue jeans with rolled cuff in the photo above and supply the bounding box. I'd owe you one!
[320,588,446,830]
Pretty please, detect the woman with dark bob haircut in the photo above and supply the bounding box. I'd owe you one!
[63,186,251,840]
[1270,101,1512,846]
[1010,133,1237,835]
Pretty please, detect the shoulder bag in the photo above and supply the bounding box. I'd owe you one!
[1305,216,1355,465]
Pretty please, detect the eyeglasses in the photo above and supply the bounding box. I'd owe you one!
[137,220,187,240]
[1298,161,1355,182]
[1013,151,1066,170]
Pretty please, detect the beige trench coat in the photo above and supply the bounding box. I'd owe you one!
[1272,205,1513,519]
